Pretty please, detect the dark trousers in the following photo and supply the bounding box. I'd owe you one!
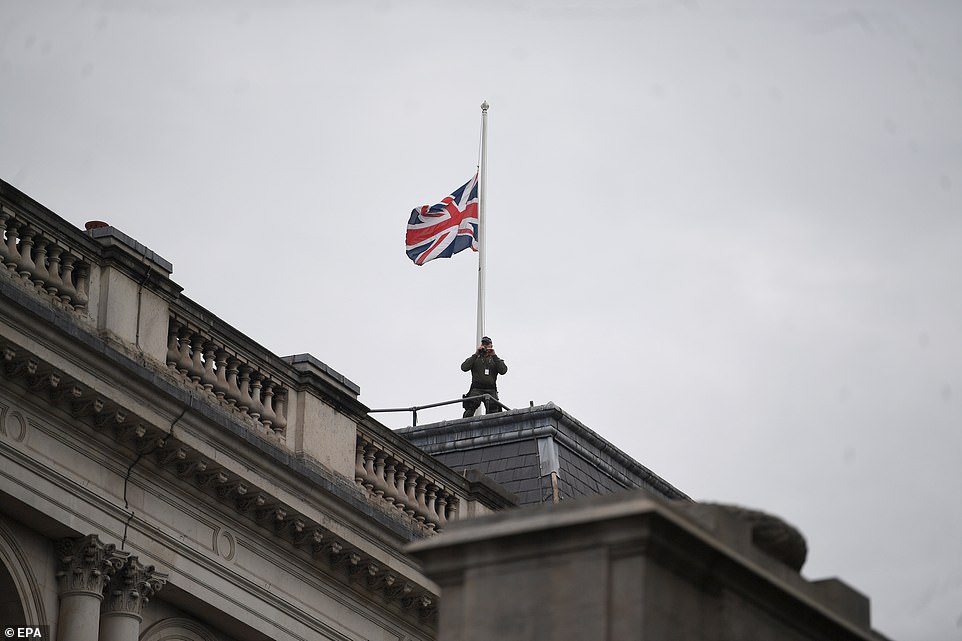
[462,388,501,417]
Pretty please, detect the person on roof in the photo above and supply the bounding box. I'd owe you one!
[461,336,507,417]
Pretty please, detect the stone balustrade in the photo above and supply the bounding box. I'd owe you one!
[166,317,289,434]
[355,432,460,531]
[0,205,90,310]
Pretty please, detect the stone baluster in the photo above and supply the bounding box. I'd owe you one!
[371,449,386,497]
[4,218,22,272]
[355,442,367,485]
[165,324,180,368]
[393,464,412,513]
[174,327,192,376]
[441,491,457,525]
[55,535,125,641]
[0,210,14,267]
[424,484,439,531]
[46,244,65,296]
[225,358,241,406]
[187,334,205,384]
[361,443,377,491]
[58,254,79,304]
[212,349,230,400]
[435,492,449,530]
[383,458,399,504]
[72,264,89,310]
[236,365,253,412]
[414,478,429,524]
[403,471,418,518]
[99,556,167,641]
[200,343,217,392]
[371,450,394,501]
[31,235,51,289]
[271,391,288,431]
[248,373,265,420]
[448,494,459,523]
[444,494,461,522]
[260,382,278,429]
[15,225,37,280]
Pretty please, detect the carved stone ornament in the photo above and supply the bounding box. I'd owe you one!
[55,535,125,598]
[2,338,438,622]
[704,503,809,572]
[102,556,168,617]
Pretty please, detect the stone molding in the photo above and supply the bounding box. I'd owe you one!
[0,518,48,626]
[0,337,438,626]
[140,618,219,641]
[410,491,880,641]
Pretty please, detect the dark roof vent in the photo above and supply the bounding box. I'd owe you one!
[85,220,109,231]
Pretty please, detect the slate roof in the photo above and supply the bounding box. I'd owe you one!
[397,403,689,506]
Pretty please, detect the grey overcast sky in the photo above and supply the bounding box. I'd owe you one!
[2,1,960,638]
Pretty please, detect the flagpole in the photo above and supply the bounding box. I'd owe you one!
[476,100,489,347]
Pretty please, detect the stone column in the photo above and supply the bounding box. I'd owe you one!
[55,535,124,641]
[99,556,167,641]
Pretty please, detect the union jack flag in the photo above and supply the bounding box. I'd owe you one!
[405,173,479,266]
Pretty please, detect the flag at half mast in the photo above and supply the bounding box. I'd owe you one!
[405,173,479,266]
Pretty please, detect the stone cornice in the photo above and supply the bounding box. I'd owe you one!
[0,324,438,627]
[410,492,880,641]
[0,275,425,539]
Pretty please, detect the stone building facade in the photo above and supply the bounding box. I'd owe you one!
[410,494,893,641]
[0,178,518,641]
[1,177,892,641]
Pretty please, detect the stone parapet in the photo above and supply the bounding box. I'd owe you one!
[165,313,292,436]
[0,315,441,632]
[1,178,505,542]
[409,491,893,641]
[0,180,182,365]
[356,419,518,531]
[0,177,524,641]
[0,189,100,313]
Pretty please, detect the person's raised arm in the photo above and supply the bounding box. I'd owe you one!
[461,351,479,371]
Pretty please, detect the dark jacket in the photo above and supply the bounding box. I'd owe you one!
[461,352,507,390]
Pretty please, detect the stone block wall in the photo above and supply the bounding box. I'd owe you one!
[409,491,893,641]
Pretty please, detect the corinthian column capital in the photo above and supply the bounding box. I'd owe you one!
[55,535,125,599]
[102,556,168,618]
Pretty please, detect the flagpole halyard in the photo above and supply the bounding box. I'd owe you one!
[477,100,489,347]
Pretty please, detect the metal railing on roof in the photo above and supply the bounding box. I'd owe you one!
[368,395,510,427]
